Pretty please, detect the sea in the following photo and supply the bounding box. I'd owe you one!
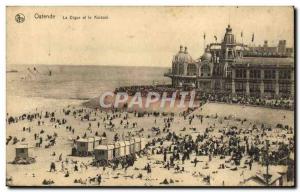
[6,65,170,100]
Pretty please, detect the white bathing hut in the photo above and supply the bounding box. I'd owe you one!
[15,143,32,160]
[134,138,141,152]
[124,140,131,155]
[75,137,95,156]
[94,144,115,161]
[129,139,135,154]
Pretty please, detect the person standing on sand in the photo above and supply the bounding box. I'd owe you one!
[163,150,167,162]
[97,174,101,185]
[50,162,56,172]
[194,157,198,167]
[74,164,78,172]
[146,163,151,173]
[59,153,62,161]
[64,170,69,177]
[61,162,65,172]
[182,155,185,164]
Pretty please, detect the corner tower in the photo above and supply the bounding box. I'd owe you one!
[220,25,237,78]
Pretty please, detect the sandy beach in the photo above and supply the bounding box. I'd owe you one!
[6,97,294,186]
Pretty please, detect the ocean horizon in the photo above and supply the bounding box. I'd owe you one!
[6,64,171,100]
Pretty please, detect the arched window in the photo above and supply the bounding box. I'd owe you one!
[172,62,176,74]
[173,63,179,74]
[201,64,210,77]
[179,63,185,75]
[187,64,197,75]
[224,64,231,78]
[228,49,234,59]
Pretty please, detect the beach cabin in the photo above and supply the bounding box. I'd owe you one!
[94,144,115,161]
[15,143,32,160]
[129,139,135,154]
[75,138,94,156]
[124,140,131,155]
[118,141,126,157]
[113,142,121,158]
[134,138,142,152]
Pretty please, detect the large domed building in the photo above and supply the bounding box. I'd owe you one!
[172,46,196,77]
[165,25,294,98]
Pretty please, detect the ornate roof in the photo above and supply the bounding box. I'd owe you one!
[201,52,212,61]
[172,46,194,64]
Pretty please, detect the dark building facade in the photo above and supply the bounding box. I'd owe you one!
[165,25,294,98]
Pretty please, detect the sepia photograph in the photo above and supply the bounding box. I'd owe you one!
[5,6,295,187]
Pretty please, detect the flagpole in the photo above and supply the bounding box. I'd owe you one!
[241,31,243,45]
[203,33,206,52]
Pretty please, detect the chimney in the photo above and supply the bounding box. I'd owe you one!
[179,45,183,53]
[184,46,188,53]
[264,40,268,47]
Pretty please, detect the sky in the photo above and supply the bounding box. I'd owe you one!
[7,6,294,67]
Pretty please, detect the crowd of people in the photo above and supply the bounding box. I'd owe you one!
[114,85,293,110]
[142,112,294,185]
[6,87,294,186]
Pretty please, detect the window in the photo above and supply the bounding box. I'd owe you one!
[173,63,179,74]
[265,83,274,92]
[179,64,184,75]
[236,69,246,78]
[225,83,231,90]
[187,64,197,76]
[279,70,291,79]
[215,81,220,89]
[250,70,261,79]
[201,64,210,77]
[226,67,232,78]
[224,64,232,78]
[236,82,246,91]
[264,70,276,79]
[250,83,260,91]
[228,50,234,59]
[279,83,290,93]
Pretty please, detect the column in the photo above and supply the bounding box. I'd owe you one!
[220,80,224,92]
[275,69,279,96]
[246,68,250,95]
[172,77,175,87]
[184,64,188,76]
[260,70,264,97]
[231,68,236,95]
[290,69,294,97]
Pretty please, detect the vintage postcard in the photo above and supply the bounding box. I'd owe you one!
[6,6,295,187]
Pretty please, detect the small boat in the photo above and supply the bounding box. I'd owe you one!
[6,70,18,73]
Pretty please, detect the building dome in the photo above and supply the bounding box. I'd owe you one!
[201,52,212,61]
[173,46,193,64]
